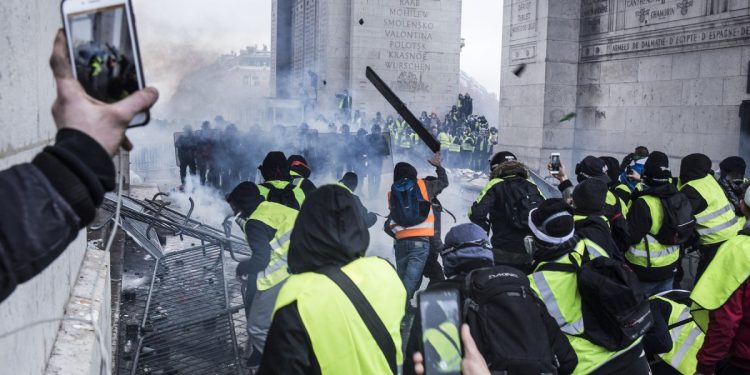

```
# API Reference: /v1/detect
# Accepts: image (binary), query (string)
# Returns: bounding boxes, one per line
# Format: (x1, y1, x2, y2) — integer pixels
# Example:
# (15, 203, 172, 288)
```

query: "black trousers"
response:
(179, 158, 196, 185)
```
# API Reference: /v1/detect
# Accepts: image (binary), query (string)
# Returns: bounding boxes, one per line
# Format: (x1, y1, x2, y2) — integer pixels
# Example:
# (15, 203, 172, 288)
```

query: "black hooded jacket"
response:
(259, 185, 374, 375)
(678, 154, 712, 215)
(574, 214, 621, 260)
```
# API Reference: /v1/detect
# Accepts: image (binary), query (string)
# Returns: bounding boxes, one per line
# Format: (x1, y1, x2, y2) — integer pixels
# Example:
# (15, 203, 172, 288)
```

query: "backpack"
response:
(262, 182, 300, 211)
(463, 266, 559, 374)
(498, 178, 545, 230)
(389, 178, 431, 227)
(655, 192, 695, 245)
(539, 254, 653, 351)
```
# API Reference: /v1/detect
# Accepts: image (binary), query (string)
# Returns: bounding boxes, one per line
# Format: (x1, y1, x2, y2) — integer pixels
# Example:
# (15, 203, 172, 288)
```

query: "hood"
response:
(226, 182, 264, 217)
(491, 160, 529, 179)
(599, 156, 620, 187)
(679, 153, 712, 183)
(394, 162, 418, 181)
(260, 151, 291, 181)
(287, 185, 370, 274)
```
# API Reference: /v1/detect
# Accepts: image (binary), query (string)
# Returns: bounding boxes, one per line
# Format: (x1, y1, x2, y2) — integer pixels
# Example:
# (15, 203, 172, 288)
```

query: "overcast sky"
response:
(133, 0, 503, 99)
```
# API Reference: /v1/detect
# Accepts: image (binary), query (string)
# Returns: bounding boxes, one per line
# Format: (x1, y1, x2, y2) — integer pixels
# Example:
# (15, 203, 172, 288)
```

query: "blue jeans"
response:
(394, 239, 429, 304)
(640, 278, 674, 298)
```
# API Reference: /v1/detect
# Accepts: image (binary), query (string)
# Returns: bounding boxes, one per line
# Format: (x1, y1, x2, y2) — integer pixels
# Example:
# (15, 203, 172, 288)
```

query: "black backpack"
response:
(463, 266, 559, 374)
(262, 182, 300, 211)
(389, 178, 431, 227)
(498, 178, 545, 230)
(539, 253, 653, 351)
(655, 192, 695, 245)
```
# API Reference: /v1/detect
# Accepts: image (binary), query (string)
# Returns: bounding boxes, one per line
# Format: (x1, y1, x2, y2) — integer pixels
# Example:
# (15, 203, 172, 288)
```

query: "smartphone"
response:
(61, 0, 149, 127)
(419, 286, 462, 375)
(550, 153, 561, 175)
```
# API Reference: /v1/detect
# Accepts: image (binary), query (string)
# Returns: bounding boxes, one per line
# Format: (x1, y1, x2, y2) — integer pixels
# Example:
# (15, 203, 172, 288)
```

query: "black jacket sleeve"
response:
(643, 299, 673, 357)
(0, 129, 114, 303)
(237, 219, 276, 277)
(353, 195, 377, 228)
(425, 165, 449, 199)
(680, 185, 708, 215)
(301, 178, 317, 195)
(469, 187, 494, 232)
(627, 198, 653, 245)
(558, 179, 574, 193)
(258, 302, 320, 375)
(540, 303, 578, 375)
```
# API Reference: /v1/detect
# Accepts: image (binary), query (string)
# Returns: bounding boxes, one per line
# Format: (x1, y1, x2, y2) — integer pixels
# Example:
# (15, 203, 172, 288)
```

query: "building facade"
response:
(272, 0, 463, 122)
(498, 0, 750, 171)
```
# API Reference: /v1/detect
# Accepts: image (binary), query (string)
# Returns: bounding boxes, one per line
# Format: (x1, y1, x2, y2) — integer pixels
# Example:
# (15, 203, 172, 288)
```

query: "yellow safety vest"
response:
(423, 321, 461, 373)
(461, 135, 475, 152)
(650, 293, 704, 375)
(469, 176, 544, 217)
(258, 180, 306, 209)
(237, 201, 299, 290)
(690, 232, 750, 332)
(625, 195, 681, 271)
(448, 136, 461, 153)
(605, 190, 629, 216)
(273, 257, 405, 375)
(438, 132, 452, 150)
(680, 175, 741, 245)
(529, 241, 641, 374)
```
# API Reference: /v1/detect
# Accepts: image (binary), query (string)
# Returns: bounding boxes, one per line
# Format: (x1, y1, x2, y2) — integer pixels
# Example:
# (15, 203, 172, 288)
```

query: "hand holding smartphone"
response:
(419, 286, 463, 375)
(549, 153, 561, 175)
(61, 0, 149, 127)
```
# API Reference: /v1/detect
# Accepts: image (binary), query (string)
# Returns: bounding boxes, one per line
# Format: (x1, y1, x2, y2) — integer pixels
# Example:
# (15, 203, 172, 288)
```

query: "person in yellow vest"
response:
(385, 154, 449, 307)
(258, 151, 306, 210)
(626, 152, 684, 296)
(258, 185, 406, 375)
(338, 172, 377, 228)
(691, 186, 750, 375)
(448, 131, 462, 168)
(459, 128, 475, 169)
(527, 199, 652, 374)
(550, 156, 631, 256)
(600, 156, 633, 215)
(288, 154, 316, 195)
(438, 127, 453, 166)
(642, 290, 704, 375)
(717, 156, 748, 216)
(678, 153, 743, 279)
(226, 182, 299, 369)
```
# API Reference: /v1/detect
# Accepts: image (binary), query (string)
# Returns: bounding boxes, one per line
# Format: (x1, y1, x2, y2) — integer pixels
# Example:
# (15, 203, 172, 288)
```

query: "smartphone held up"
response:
(549, 153, 561, 175)
(61, 0, 149, 126)
(419, 286, 463, 375)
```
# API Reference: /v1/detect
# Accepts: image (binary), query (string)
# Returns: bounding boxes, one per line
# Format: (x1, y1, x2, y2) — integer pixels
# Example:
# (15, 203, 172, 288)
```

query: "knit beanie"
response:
(575, 155, 610, 184)
(260, 151, 290, 181)
(642, 151, 671, 185)
(679, 153, 712, 183)
(719, 156, 746, 176)
(529, 198, 575, 245)
(489, 151, 517, 168)
(339, 172, 359, 192)
(571, 178, 608, 214)
(442, 223, 494, 277)
(394, 162, 418, 181)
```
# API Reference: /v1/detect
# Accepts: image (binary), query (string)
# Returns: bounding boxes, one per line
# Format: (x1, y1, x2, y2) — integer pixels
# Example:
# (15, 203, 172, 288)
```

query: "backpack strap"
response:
(319, 266, 397, 374)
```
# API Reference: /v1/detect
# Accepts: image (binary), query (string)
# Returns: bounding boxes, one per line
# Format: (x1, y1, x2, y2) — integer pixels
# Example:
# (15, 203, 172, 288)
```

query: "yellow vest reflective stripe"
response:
(273, 257, 405, 374)
(691, 233, 750, 331)
(334, 182, 352, 193)
(651, 295, 703, 374)
(438, 132, 452, 149)
(241, 201, 299, 291)
(468, 178, 504, 217)
(625, 196, 681, 269)
(423, 322, 462, 373)
(530, 242, 638, 374)
(258, 180, 306, 208)
(681, 175, 741, 244)
(605, 190, 629, 216)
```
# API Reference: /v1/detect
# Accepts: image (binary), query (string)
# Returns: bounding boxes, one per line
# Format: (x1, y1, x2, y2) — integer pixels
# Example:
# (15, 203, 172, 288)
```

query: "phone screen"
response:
(550, 154, 561, 172)
(419, 287, 462, 375)
(66, 4, 140, 104)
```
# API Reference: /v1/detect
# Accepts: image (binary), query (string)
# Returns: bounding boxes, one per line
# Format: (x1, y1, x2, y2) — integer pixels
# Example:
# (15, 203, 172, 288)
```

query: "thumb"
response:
(460, 324, 479, 356)
(112, 87, 159, 120)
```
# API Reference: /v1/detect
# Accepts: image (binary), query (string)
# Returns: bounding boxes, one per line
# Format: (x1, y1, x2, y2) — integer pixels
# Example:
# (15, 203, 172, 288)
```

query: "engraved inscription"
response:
(624, 0, 705, 28)
(510, 0, 538, 41)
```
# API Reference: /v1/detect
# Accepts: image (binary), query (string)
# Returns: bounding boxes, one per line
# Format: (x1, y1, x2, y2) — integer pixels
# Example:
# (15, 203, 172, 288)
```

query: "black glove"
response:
(236, 260, 252, 277)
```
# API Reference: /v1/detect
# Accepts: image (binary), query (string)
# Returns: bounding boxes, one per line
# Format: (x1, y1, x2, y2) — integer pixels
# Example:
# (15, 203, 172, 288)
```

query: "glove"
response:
(236, 260, 252, 277)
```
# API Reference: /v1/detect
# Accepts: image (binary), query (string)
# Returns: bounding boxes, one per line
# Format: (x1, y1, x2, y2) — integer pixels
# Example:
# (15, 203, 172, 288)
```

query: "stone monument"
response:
(272, 0, 463, 121)
(498, 0, 750, 171)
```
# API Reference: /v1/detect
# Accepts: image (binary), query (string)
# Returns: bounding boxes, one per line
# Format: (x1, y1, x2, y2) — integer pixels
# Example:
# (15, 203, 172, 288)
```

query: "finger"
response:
(121, 136, 133, 151)
(50, 29, 74, 80)
(413, 352, 425, 375)
(112, 87, 159, 120)
(461, 324, 480, 355)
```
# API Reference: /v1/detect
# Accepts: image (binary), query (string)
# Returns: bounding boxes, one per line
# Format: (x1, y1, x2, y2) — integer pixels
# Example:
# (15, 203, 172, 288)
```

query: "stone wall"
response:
(498, 0, 750, 171)
(0, 1, 111, 373)
(350, 0, 463, 119)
